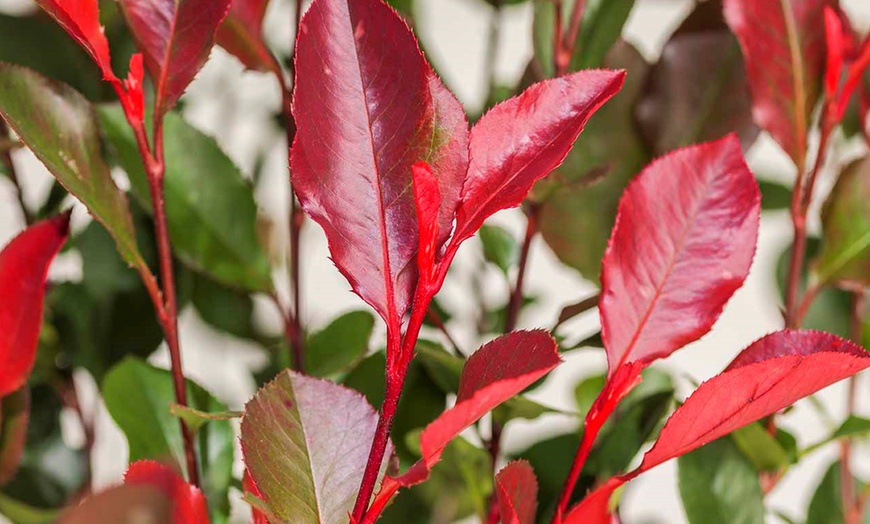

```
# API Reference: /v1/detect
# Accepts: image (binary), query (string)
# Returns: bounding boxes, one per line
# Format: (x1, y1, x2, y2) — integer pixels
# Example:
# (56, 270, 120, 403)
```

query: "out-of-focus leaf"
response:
(100, 106, 273, 292)
(677, 437, 764, 524)
(803, 416, 870, 455)
(190, 273, 257, 340)
(116, 0, 231, 116)
(241, 371, 388, 524)
(57, 485, 172, 524)
(723, 0, 832, 167)
(169, 404, 241, 435)
(731, 422, 791, 471)
(0, 213, 71, 398)
(495, 460, 538, 524)
(599, 136, 759, 372)
(493, 396, 558, 427)
(0, 66, 150, 284)
(0, 491, 58, 524)
(758, 179, 793, 211)
(0, 388, 29, 486)
(306, 311, 375, 378)
(216, 0, 280, 73)
(513, 433, 578, 521)
(123, 460, 209, 524)
(537, 41, 650, 283)
(343, 351, 446, 464)
(533, 0, 636, 76)
(102, 358, 234, 524)
(806, 461, 846, 524)
(479, 224, 518, 275)
(814, 157, 870, 286)
(637, 0, 758, 155)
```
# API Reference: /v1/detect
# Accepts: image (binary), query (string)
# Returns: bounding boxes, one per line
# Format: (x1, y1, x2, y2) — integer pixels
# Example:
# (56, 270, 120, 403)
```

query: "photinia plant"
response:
(0, 0, 867, 523)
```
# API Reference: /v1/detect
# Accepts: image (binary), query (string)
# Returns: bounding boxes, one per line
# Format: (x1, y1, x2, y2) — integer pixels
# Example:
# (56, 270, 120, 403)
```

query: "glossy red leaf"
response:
(362, 331, 560, 523)
(124, 460, 209, 524)
(412, 161, 441, 285)
(117, 0, 232, 116)
(290, 0, 466, 324)
(723, 0, 832, 167)
(495, 460, 538, 524)
(0, 213, 71, 399)
(564, 330, 870, 523)
(600, 135, 759, 374)
(216, 0, 280, 73)
(450, 70, 625, 247)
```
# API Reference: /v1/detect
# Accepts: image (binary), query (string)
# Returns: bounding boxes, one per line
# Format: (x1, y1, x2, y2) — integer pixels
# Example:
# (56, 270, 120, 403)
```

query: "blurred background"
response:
(1, 0, 869, 522)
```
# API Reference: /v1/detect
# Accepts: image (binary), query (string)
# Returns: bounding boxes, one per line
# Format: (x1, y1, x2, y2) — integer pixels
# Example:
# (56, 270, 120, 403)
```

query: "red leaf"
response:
(121, 54, 146, 123)
(290, 0, 466, 324)
(412, 162, 440, 285)
(825, 6, 846, 98)
(600, 135, 759, 374)
(363, 331, 560, 523)
(117, 0, 232, 116)
(562, 477, 622, 524)
(0, 213, 71, 398)
(563, 330, 870, 523)
(242, 470, 268, 524)
(216, 0, 280, 73)
(450, 70, 625, 247)
(31, 0, 115, 80)
(495, 460, 538, 524)
(724, 0, 832, 167)
(124, 460, 209, 524)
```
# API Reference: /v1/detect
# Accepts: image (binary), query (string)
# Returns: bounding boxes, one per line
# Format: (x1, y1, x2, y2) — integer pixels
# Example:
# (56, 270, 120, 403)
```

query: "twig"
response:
(840, 291, 866, 524)
(426, 308, 461, 354)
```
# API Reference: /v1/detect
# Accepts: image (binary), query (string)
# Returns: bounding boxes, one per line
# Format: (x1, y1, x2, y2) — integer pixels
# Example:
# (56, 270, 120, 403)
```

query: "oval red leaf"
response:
(600, 135, 760, 374)
(0, 213, 71, 398)
(495, 460, 538, 524)
(124, 460, 209, 524)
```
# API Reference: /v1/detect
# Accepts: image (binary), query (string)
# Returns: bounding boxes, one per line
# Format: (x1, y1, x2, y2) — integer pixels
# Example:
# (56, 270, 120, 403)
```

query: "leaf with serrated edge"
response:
(495, 460, 538, 524)
(600, 135, 759, 374)
(216, 0, 280, 73)
(241, 370, 390, 524)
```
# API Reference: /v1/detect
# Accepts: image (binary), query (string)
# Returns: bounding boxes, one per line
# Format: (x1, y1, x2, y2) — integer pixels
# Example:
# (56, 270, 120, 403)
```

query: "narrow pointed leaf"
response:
(363, 331, 560, 522)
(723, 0, 832, 166)
(814, 156, 870, 286)
(0, 388, 29, 485)
(124, 460, 209, 524)
(117, 0, 232, 116)
(452, 70, 625, 247)
(412, 161, 440, 284)
(642, 330, 869, 471)
(291, 0, 468, 323)
(0, 213, 70, 398)
(216, 0, 280, 73)
(241, 370, 389, 524)
(600, 135, 760, 373)
(30, 0, 115, 80)
(0, 65, 151, 286)
(495, 460, 538, 524)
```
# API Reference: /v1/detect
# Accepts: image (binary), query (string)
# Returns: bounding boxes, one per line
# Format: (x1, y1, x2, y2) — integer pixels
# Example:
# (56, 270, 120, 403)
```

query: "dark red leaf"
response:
(564, 330, 870, 523)
(450, 70, 625, 247)
(216, 0, 280, 73)
(117, 0, 232, 116)
(124, 460, 209, 524)
(600, 135, 759, 374)
(495, 460, 538, 524)
(362, 331, 560, 523)
(290, 0, 466, 324)
(412, 161, 440, 285)
(723, 0, 832, 167)
(0, 213, 71, 398)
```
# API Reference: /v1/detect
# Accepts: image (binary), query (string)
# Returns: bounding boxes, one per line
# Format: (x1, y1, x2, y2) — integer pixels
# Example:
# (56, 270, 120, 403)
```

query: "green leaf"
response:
(0, 491, 58, 524)
(99, 106, 273, 292)
(241, 371, 387, 524)
(513, 433, 578, 519)
(678, 436, 765, 524)
(191, 272, 258, 340)
(533, 0, 636, 77)
(803, 416, 870, 456)
(806, 461, 846, 524)
(479, 224, 518, 275)
(343, 351, 445, 464)
(305, 311, 375, 377)
(102, 358, 234, 524)
(814, 157, 870, 286)
(0, 388, 29, 486)
(537, 41, 651, 283)
(169, 404, 241, 434)
(731, 422, 791, 471)
(493, 395, 558, 426)
(0, 64, 151, 284)
(758, 179, 793, 211)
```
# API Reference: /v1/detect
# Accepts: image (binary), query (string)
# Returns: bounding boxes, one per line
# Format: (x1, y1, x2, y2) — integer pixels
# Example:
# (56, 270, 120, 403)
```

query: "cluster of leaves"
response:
(0, 0, 867, 523)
